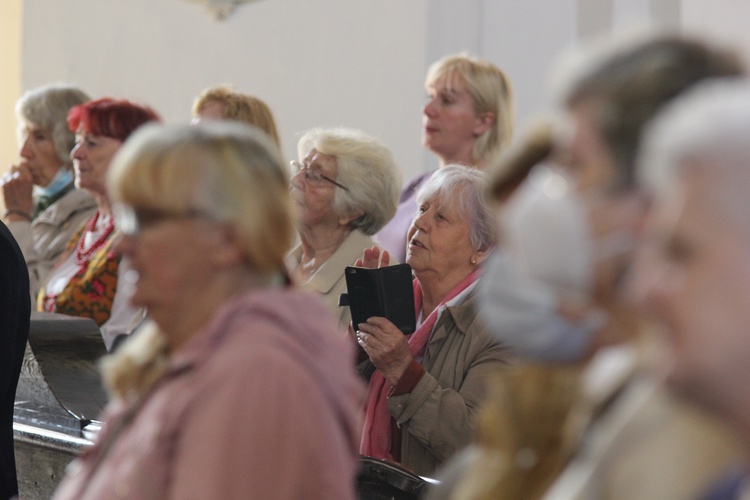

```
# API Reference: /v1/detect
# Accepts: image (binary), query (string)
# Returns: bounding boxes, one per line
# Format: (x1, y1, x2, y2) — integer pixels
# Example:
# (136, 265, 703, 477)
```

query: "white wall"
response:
(15, 0, 750, 182)
(21, 0, 430, 178)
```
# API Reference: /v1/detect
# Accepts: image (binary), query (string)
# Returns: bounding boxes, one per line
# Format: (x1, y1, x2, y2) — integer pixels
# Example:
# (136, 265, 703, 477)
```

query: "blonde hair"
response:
(192, 84, 282, 150)
(103, 121, 294, 400)
(452, 365, 581, 500)
(426, 53, 514, 166)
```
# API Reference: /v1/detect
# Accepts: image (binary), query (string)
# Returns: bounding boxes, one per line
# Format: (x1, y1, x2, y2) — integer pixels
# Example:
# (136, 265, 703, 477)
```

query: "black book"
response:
(343, 263, 416, 334)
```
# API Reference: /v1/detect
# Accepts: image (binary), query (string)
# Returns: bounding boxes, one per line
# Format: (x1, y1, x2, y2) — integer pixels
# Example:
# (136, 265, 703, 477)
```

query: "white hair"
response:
(639, 78, 750, 195)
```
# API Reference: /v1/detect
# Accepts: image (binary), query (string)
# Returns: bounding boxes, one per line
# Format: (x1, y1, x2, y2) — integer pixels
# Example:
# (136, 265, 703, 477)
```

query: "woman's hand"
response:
(355, 246, 390, 269)
(356, 316, 412, 386)
(2, 163, 34, 218)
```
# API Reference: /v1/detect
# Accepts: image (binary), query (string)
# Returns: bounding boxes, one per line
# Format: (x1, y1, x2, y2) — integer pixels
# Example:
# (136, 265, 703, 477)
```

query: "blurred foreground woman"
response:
(53, 122, 363, 500)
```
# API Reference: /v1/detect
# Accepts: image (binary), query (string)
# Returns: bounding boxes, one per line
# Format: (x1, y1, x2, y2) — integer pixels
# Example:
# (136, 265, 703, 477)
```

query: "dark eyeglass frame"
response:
(289, 160, 349, 191)
(114, 203, 214, 237)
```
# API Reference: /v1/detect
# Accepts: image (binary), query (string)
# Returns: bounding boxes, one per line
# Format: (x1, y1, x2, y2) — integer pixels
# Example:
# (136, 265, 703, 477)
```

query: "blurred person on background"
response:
(635, 79, 750, 500)
(37, 97, 160, 349)
(1, 83, 95, 306)
(191, 84, 282, 150)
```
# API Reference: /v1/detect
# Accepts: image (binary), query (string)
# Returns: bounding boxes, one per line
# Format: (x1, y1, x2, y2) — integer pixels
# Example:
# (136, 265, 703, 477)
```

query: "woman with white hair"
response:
(1, 83, 96, 305)
(53, 122, 363, 499)
(356, 164, 506, 477)
(287, 127, 401, 327)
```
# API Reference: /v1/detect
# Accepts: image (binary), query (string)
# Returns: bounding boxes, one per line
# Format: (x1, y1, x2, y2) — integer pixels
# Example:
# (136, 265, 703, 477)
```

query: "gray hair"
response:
(554, 32, 744, 190)
(417, 164, 496, 251)
(16, 83, 90, 167)
(639, 78, 750, 233)
(297, 127, 401, 235)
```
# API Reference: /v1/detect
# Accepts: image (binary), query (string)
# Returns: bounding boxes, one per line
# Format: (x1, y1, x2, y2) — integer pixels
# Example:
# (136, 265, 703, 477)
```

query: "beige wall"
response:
(0, 0, 21, 210)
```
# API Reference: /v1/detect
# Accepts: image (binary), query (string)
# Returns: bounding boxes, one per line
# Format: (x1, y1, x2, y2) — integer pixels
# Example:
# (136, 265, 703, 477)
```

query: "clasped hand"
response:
(2, 163, 34, 215)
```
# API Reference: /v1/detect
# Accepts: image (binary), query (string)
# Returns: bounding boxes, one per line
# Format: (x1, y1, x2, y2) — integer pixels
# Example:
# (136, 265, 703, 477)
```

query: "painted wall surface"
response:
(11, 0, 750, 183)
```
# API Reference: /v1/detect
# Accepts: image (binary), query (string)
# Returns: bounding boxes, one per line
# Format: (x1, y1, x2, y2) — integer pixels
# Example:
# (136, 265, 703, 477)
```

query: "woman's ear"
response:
(473, 111, 496, 137)
(339, 211, 365, 228)
(471, 246, 493, 266)
(210, 223, 245, 268)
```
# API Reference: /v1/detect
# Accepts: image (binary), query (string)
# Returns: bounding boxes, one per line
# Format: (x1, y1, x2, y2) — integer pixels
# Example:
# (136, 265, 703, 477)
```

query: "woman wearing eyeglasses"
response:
(286, 127, 401, 327)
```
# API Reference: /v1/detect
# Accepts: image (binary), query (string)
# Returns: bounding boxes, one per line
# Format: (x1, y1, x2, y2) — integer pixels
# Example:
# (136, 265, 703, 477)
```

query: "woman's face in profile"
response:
(406, 191, 477, 280)
(422, 73, 483, 161)
(289, 149, 342, 228)
(17, 122, 63, 187)
(70, 129, 123, 197)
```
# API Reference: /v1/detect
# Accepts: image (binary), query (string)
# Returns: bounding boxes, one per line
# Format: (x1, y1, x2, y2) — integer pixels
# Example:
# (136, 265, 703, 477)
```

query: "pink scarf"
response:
(359, 268, 483, 459)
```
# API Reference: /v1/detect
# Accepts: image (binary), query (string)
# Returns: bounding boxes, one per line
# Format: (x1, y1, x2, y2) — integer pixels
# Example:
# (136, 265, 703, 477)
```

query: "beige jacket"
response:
(543, 345, 741, 500)
(389, 290, 507, 477)
(287, 230, 387, 328)
(7, 187, 96, 308)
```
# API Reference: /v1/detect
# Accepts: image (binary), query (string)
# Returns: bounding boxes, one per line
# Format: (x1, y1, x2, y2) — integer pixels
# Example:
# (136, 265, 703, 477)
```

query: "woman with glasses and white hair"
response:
(53, 122, 363, 500)
(287, 127, 401, 327)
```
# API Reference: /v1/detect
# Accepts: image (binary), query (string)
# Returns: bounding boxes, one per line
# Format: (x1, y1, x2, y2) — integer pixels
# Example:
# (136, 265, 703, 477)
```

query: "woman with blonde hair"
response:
(53, 122, 362, 499)
(375, 53, 513, 262)
(191, 84, 281, 149)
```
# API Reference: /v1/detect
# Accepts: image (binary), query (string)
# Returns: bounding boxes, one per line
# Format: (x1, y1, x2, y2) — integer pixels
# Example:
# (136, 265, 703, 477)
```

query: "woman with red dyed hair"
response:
(38, 98, 160, 349)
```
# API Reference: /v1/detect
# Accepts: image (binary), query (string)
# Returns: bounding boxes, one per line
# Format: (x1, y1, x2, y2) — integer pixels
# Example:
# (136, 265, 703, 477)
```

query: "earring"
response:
(471, 257, 477, 265)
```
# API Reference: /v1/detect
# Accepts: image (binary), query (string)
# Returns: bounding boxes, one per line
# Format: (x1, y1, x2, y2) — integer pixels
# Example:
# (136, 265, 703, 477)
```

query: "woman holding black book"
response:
(355, 164, 506, 477)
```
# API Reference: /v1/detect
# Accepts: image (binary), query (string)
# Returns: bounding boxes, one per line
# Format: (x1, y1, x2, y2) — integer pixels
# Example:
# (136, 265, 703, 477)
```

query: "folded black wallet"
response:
(340, 263, 416, 334)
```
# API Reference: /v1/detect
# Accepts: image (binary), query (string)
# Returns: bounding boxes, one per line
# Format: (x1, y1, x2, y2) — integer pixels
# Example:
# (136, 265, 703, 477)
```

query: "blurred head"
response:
(557, 33, 744, 192)
(549, 33, 745, 305)
(423, 53, 514, 167)
(292, 127, 400, 236)
(636, 79, 750, 416)
(407, 164, 495, 285)
(15, 83, 90, 187)
(109, 122, 293, 340)
(191, 85, 281, 149)
(68, 98, 160, 197)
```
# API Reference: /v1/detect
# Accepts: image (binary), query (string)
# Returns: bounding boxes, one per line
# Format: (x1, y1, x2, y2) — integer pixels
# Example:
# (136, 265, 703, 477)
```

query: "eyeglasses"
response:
(114, 203, 213, 237)
(289, 160, 349, 191)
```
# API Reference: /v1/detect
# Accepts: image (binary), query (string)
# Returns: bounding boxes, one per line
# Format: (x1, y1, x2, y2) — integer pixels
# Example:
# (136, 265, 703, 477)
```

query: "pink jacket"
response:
(54, 288, 364, 500)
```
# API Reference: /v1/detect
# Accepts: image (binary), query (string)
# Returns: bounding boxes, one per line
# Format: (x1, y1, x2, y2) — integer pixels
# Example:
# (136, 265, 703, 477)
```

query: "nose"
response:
(423, 97, 438, 118)
(18, 135, 33, 159)
(289, 168, 307, 189)
(71, 141, 84, 161)
(412, 209, 430, 232)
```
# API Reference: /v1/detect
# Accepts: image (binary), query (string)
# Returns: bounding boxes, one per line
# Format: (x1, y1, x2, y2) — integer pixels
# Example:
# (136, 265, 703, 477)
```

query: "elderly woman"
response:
(52, 122, 362, 500)
(191, 84, 281, 149)
(287, 127, 401, 327)
(38, 98, 160, 349)
(375, 53, 514, 262)
(2, 83, 96, 305)
(357, 164, 506, 476)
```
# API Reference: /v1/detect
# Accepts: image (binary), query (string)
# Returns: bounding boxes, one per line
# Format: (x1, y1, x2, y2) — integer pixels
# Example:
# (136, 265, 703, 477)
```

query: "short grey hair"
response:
(554, 32, 744, 190)
(297, 127, 401, 235)
(639, 78, 750, 237)
(417, 164, 496, 251)
(16, 83, 90, 167)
